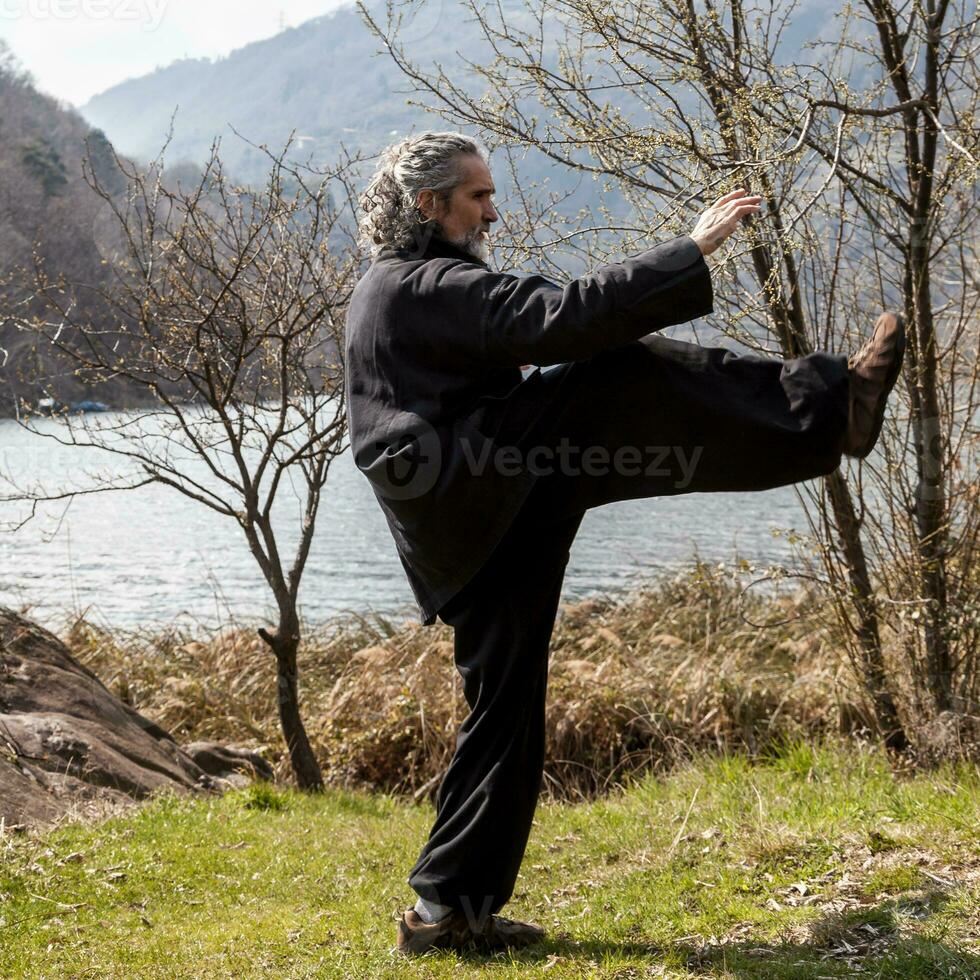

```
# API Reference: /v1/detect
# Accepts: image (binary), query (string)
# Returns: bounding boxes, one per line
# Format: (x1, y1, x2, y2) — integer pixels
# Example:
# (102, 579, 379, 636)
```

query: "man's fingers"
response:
(717, 203, 763, 238)
(715, 189, 762, 208)
(721, 203, 762, 227)
(715, 187, 750, 205)
(723, 196, 763, 213)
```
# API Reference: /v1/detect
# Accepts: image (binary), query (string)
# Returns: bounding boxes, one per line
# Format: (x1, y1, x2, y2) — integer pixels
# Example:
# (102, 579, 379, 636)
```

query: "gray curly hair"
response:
(357, 131, 489, 256)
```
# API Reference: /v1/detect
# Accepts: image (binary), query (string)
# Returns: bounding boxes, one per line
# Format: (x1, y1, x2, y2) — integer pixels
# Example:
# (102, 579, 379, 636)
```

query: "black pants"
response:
(407, 334, 849, 920)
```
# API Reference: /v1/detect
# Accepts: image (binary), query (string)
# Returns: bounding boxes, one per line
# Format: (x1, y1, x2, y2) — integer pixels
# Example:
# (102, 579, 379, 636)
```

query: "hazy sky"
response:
(0, 0, 352, 105)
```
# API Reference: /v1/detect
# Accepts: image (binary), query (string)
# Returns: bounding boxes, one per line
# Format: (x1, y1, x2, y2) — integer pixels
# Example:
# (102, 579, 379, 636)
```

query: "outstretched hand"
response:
(690, 188, 763, 257)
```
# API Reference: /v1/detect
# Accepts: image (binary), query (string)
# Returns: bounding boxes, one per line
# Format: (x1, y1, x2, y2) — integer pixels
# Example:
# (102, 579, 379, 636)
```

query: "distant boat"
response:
(34, 398, 110, 414)
(69, 400, 110, 413)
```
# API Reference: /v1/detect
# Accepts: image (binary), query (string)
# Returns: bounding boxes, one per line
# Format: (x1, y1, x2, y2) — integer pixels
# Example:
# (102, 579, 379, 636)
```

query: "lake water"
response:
(0, 415, 817, 635)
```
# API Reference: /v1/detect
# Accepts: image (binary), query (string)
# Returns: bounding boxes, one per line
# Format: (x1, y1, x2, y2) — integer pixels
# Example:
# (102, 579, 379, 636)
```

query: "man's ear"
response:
(417, 188, 436, 221)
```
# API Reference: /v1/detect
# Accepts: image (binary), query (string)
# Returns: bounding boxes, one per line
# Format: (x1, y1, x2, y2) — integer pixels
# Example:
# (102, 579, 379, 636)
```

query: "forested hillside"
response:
(0, 43, 130, 414)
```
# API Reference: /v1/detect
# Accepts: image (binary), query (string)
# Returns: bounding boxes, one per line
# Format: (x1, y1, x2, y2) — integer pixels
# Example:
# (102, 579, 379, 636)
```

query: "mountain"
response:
(81, 2, 524, 179)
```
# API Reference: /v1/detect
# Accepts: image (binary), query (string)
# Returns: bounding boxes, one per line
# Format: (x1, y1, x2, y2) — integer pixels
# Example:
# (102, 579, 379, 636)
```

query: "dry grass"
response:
(59, 560, 975, 802)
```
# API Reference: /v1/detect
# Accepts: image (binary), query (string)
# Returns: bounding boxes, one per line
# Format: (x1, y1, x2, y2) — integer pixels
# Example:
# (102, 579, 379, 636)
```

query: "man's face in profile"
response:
(423, 155, 499, 262)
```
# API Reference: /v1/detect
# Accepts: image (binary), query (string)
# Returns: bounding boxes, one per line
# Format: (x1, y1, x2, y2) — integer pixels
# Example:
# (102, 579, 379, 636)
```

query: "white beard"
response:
(451, 227, 491, 264)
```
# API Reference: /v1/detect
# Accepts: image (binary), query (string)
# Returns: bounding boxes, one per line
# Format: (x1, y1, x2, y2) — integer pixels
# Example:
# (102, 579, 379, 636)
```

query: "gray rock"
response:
(0, 608, 263, 832)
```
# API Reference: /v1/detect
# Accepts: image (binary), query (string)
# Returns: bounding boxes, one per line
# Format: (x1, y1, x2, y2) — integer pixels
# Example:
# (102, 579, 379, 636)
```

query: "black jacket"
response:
(344, 231, 713, 625)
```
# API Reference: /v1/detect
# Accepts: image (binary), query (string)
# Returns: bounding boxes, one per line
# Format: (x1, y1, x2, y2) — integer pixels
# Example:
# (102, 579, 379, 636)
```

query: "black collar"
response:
(381, 230, 488, 267)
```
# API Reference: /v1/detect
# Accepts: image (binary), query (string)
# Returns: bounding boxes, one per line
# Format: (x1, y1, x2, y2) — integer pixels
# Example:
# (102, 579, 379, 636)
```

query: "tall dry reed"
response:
(62, 560, 898, 801)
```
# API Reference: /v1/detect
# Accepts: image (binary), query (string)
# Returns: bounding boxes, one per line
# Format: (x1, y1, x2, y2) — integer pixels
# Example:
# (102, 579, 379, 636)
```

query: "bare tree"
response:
(3, 134, 365, 789)
(781, 0, 979, 719)
(358, 0, 978, 749)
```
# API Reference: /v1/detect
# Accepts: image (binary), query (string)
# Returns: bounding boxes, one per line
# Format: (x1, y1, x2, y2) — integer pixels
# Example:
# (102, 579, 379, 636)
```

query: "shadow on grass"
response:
(447, 891, 979, 978)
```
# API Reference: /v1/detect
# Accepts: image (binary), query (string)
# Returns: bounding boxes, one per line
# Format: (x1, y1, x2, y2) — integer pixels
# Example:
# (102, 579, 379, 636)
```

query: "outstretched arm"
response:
(478, 188, 762, 367)
(481, 235, 711, 367)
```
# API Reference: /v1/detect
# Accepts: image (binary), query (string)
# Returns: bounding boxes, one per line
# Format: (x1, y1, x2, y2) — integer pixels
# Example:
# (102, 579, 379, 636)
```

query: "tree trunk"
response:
(908, 252, 953, 712)
(825, 470, 908, 749)
(900, 0, 953, 713)
(258, 618, 325, 791)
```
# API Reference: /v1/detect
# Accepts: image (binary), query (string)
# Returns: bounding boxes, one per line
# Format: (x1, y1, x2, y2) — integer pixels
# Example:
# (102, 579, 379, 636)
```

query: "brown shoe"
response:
(468, 912, 547, 952)
(842, 312, 906, 459)
(395, 908, 469, 956)
(395, 907, 546, 955)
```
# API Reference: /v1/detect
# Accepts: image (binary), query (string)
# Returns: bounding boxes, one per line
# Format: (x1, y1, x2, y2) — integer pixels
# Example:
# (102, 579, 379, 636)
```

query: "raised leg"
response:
(499, 333, 850, 524)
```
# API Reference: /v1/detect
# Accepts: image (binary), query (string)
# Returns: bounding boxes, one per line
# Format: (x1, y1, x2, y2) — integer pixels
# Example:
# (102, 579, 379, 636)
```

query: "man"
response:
(344, 131, 904, 956)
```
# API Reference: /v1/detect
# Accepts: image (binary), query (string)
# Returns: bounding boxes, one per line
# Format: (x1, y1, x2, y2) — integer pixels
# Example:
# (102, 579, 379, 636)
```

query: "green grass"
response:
(1, 740, 977, 978)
